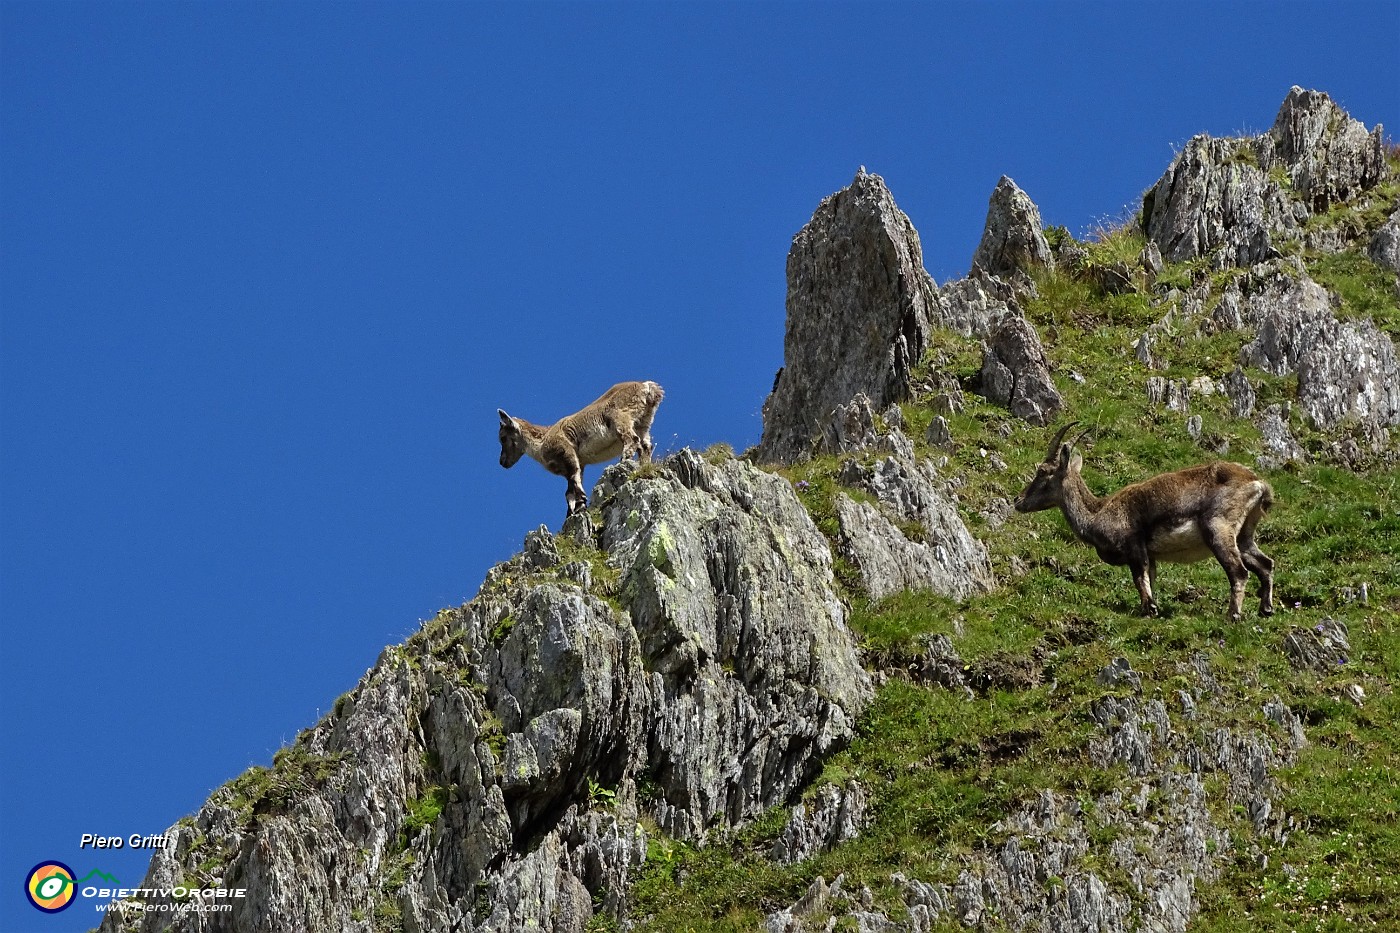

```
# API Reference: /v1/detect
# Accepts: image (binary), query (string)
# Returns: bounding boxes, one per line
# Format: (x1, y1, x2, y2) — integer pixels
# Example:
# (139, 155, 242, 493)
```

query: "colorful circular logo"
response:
(25, 862, 77, 913)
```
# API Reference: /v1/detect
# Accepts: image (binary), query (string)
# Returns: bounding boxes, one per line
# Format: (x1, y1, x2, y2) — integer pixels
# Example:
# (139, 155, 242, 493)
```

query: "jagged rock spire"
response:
(971, 176, 1053, 280)
(1259, 86, 1387, 211)
(756, 170, 939, 465)
(1142, 87, 1387, 266)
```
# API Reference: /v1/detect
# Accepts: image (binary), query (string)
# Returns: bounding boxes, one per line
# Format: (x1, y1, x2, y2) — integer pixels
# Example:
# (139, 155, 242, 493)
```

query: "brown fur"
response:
(1015, 423, 1275, 619)
(499, 381, 664, 518)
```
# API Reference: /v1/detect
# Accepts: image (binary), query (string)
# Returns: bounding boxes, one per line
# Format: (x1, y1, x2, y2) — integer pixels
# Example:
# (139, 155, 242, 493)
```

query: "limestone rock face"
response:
(971, 176, 1053, 280)
(98, 452, 871, 933)
(1370, 207, 1400, 275)
(817, 394, 915, 461)
(1142, 134, 1296, 265)
(597, 453, 873, 839)
(1222, 366, 1257, 418)
(1282, 618, 1352, 671)
(1143, 87, 1386, 266)
(1256, 403, 1306, 469)
(770, 782, 870, 865)
(757, 171, 939, 464)
(799, 391, 994, 603)
(935, 268, 1020, 339)
(1258, 86, 1387, 212)
(981, 312, 1064, 425)
(1240, 272, 1400, 443)
(831, 466, 994, 602)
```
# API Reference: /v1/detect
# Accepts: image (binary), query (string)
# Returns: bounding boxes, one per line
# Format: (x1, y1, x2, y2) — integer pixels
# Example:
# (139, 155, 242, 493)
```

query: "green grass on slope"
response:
(609, 230, 1400, 932)
(1307, 249, 1400, 342)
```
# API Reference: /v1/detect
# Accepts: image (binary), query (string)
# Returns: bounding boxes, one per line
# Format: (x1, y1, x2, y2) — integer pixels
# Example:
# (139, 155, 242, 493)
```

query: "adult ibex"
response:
(498, 381, 664, 518)
(1014, 422, 1275, 620)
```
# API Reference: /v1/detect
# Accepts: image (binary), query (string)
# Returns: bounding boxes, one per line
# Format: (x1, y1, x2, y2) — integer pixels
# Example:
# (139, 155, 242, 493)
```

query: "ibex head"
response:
(498, 410, 527, 468)
(1014, 421, 1087, 513)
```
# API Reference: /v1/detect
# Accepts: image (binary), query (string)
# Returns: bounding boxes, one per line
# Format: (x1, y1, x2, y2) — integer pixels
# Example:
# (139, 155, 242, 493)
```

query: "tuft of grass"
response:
(398, 785, 449, 848)
(218, 747, 346, 823)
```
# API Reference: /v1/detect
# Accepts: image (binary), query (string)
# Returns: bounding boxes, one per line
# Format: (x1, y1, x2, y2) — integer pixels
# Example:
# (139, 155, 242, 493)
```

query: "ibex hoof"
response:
(1260, 603, 1275, 616)
(1142, 603, 1160, 618)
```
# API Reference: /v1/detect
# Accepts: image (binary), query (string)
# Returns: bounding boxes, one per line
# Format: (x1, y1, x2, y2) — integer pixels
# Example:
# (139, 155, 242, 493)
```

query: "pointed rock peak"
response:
(1261, 86, 1387, 210)
(972, 175, 1052, 280)
(756, 174, 938, 465)
(1270, 87, 1359, 152)
(1142, 86, 1386, 266)
(823, 167, 905, 221)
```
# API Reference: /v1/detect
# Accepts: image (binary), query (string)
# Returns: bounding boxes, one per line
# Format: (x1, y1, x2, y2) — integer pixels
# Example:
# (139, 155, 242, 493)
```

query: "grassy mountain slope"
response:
(608, 166, 1400, 932)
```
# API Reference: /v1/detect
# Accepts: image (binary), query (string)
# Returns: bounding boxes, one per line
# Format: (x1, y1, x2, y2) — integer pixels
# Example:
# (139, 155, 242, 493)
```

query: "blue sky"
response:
(1, 1, 1395, 928)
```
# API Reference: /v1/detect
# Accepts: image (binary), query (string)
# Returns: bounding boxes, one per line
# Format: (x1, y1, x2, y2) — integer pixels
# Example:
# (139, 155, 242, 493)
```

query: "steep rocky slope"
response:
(98, 453, 873, 932)
(100, 88, 1397, 933)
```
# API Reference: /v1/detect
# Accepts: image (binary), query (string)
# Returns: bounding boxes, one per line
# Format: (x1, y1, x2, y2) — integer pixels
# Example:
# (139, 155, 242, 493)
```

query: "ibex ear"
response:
(1069, 449, 1084, 472)
(498, 409, 513, 428)
(1056, 443, 1075, 467)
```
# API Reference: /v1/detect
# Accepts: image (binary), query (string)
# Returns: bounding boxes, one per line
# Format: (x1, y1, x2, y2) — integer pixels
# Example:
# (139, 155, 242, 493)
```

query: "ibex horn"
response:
(1045, 421, 1079, 461)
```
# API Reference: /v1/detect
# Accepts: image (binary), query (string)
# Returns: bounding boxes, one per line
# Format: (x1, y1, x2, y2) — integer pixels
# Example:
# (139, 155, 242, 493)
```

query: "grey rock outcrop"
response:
(1282, 618, 1351, 671)
(1240, 271, 1400, 448)
(972, 176, 1053, 280)
(834, 454, 995, 601)
(926, 415, 954, 449)
(99, 451, 871, 933)
(981, 311, 1064, 425)
(1239, 272, 1339, 376)
(770, 782, 871, 864)
(1256, 404, 1306, 469)
(1142, 133, 1295, 266)
(1370, 208, 1400, 275)
(818, 393, 915, 461)
(1143, 87, 1386, 267)
(933, 271, 1018, 339)
(597, 453, 872, 838)
(1146, 376, 1191, 412)
(1222, 365, 1257, 418)
(1257, 86, 1387, 212)
(757, 171, 939, 464)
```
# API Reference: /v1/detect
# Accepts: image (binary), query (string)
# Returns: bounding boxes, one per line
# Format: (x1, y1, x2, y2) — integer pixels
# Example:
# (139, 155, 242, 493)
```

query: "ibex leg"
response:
(1131, 560, 1159, 616)
(1238, 509, 1275, 615)
(1205, 520, 1250, 620)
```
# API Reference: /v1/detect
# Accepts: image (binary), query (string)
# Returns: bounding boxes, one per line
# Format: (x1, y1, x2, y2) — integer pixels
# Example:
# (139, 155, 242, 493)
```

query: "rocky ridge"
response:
(102, 88, 1396, 933)
(99, 453, 873, 933)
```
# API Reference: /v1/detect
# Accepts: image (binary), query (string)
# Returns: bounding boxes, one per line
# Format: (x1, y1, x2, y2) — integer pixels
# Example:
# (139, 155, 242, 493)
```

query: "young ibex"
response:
(1015, 422, 1276, 620)
(498, 381, 664, 518)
